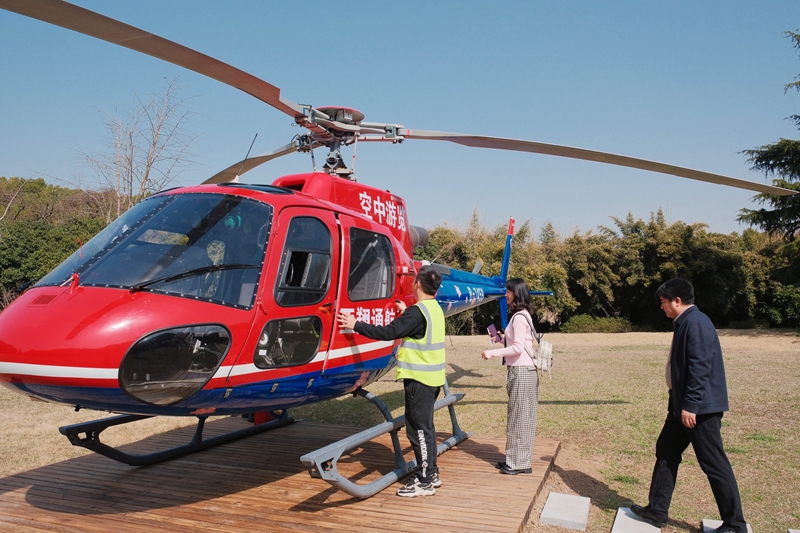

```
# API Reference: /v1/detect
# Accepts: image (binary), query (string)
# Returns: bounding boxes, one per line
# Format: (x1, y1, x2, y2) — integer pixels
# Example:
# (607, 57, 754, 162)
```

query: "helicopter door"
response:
(326, 215, 397, 374)
(245, 208, 338, 400)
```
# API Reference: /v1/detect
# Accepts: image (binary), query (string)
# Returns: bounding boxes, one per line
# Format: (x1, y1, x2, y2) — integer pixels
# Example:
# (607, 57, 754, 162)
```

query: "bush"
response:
(0, 217, 105, 309)
(727, 319, 771, 330)
(561, 314, 632, 333)
(763, 283, 800, 328)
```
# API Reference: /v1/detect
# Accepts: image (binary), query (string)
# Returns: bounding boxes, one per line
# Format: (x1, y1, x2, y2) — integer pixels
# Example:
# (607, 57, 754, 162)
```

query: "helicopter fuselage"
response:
(0, 173, 505, 416)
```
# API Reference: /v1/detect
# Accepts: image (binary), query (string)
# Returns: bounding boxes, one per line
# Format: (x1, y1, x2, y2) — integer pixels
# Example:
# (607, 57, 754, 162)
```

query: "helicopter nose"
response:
(119, 324, 231, 406)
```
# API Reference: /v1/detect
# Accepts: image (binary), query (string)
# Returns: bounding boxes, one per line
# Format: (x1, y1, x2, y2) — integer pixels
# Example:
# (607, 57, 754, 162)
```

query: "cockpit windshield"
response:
(36, 193, 273, 309)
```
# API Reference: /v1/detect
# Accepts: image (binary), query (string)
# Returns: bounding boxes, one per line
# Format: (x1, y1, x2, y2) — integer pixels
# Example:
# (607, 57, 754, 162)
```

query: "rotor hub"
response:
(316, 107, 365, 126)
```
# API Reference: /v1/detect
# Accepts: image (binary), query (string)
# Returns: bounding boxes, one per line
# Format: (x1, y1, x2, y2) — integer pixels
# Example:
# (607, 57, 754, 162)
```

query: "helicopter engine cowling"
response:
(409, 225, 429, 249)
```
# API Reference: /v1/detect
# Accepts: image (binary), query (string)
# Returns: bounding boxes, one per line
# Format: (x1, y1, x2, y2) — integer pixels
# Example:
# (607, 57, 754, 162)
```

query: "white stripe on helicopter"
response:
(219, 339, 395, 378)
(0, 362, 117, 379)
(0, 340, 396, 381)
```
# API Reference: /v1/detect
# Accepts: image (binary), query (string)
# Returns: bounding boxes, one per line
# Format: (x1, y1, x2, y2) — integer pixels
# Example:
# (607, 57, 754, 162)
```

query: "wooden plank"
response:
(0, 432, 556, 532)
(0, 420, 558, 533)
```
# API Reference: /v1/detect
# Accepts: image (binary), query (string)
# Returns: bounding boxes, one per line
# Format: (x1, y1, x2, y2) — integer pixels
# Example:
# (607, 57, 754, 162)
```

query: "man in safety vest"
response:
(337, 265, 446, 498)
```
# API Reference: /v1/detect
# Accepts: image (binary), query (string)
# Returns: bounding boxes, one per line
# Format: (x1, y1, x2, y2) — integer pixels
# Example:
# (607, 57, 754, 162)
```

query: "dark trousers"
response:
(648, 401, 746, 531)
(404, 379, 440, 483)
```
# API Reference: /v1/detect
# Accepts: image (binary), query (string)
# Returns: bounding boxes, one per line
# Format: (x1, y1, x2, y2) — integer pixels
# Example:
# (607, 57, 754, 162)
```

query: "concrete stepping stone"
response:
(702, 519, 753, 533)
(540, 492, 591, 530)
(612, 507, 662, 533)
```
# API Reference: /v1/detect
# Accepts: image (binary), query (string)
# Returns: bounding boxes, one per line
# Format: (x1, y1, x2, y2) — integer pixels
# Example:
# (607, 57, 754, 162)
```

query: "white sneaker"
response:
(417, 472, 442, 488)
(397, 476, 436, 497)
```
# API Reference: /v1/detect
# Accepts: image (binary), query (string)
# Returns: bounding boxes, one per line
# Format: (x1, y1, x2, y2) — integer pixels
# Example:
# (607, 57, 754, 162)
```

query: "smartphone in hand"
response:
(487, 324, 502, 344)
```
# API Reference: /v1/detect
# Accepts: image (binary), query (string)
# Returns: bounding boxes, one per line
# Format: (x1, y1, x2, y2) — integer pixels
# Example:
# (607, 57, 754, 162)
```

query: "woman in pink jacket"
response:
(482, 278, 539, 475)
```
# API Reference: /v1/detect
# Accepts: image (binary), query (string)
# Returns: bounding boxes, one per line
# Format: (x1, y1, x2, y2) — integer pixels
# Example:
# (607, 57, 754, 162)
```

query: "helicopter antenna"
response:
(235, 133, 259, 180)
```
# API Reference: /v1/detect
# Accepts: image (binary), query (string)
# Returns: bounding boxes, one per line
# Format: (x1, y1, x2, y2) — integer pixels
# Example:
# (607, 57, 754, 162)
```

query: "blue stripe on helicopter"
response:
(5, 353, 396, 417)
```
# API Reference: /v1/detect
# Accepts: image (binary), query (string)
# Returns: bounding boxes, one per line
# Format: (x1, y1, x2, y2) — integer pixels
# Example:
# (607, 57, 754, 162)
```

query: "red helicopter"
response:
(0, 0, 795, 499)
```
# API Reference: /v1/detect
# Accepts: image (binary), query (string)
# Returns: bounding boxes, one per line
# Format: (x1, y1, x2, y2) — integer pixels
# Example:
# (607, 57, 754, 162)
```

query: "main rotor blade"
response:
(401, 129, 797, 197)
(0, 0, 303, 119)
(203, 142, 300, 184)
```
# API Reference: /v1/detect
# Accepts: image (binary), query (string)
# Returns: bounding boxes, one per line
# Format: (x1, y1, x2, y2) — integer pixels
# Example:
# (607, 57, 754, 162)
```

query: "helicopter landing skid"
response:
(59, 411, 294, 466)
(300, 382, 472, 499)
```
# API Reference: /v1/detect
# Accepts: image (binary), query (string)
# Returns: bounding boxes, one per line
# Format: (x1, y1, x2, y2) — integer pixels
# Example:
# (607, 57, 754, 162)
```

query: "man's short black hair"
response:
(656, 278, 695, 304)
(416, 265, 442, 296)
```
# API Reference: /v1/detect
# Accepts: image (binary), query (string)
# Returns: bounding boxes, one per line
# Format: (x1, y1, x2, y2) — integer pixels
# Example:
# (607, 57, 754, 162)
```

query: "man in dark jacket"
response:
(630, 279, 747, 533)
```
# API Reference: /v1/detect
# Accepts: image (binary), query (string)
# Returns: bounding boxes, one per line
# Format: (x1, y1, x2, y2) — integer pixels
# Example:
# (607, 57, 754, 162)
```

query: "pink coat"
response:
(485, 310, 536, 366)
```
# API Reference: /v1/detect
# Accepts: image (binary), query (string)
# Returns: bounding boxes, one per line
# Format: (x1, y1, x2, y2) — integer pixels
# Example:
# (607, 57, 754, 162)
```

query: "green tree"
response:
(589, 211, 748, 329)
(535, 223, 578, 327)
(737, 229, 800, 327)
(0, 177, 95, 223)
(762, 281, 800, 326)
(738, 31, 800, 241)
(0, 178, 108, 309)
(736, 31, 800, 327)
(0, 217, 105, 307)
(560, 228, 618, 319)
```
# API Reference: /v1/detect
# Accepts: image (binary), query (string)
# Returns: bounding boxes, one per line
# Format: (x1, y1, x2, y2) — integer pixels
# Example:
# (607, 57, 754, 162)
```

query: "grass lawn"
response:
(1, 330, 798, 532)
(294, 331, 800, 533)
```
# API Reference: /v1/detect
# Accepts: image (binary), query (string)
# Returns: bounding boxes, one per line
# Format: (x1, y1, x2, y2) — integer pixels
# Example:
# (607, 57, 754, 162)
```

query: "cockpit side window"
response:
(274, 217, 332, 306)
(253, 316, 322, 368)
(347, 228, 394, 301)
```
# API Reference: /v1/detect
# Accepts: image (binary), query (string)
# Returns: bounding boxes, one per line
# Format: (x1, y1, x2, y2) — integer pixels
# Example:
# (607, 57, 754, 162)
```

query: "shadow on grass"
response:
(717, 328, 800, 338)
(447, 363, 489, 383)
(457, 399, 510, 406)
(455, 399, 630, 408)
(447, 363, 504, 389)
(295, 389, 406, 427)
(450, 382, 504, 390)
(541, 400, 630, 405)
(554, 465, 700, 532)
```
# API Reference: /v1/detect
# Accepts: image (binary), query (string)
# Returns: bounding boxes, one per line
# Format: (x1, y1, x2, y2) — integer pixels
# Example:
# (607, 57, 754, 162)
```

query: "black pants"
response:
(648, 401, 746, 531)
(404, 379, 440, 483)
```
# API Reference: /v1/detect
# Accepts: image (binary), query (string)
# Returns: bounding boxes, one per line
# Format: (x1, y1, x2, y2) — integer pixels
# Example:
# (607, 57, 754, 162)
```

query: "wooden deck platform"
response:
(0, 417, 560, 533)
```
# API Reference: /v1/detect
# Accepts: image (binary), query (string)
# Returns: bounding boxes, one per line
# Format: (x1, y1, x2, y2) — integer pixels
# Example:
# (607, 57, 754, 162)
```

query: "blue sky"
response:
(1, 1, 799, 237)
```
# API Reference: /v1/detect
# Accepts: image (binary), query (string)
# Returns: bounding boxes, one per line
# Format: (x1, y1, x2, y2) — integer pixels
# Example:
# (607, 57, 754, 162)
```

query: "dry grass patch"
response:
(0, 390, 195, 477)
(296, 331, 800, 533)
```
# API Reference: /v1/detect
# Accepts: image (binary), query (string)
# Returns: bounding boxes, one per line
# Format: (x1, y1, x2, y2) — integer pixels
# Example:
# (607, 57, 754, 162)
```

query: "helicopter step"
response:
(59, 410, 295, 466)
(300, 381, 472, 499)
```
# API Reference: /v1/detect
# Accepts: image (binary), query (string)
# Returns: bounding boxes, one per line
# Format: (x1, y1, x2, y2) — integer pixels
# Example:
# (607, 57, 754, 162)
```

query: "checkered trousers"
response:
(505, 365, 539, 470)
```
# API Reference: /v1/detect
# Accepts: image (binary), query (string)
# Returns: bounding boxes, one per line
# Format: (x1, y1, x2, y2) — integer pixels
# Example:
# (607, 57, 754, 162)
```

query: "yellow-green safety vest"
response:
(396, 298, 446, 387)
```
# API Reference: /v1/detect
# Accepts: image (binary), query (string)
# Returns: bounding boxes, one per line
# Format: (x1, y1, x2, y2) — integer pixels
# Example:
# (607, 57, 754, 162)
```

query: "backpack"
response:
(514, 312, 553, 379)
